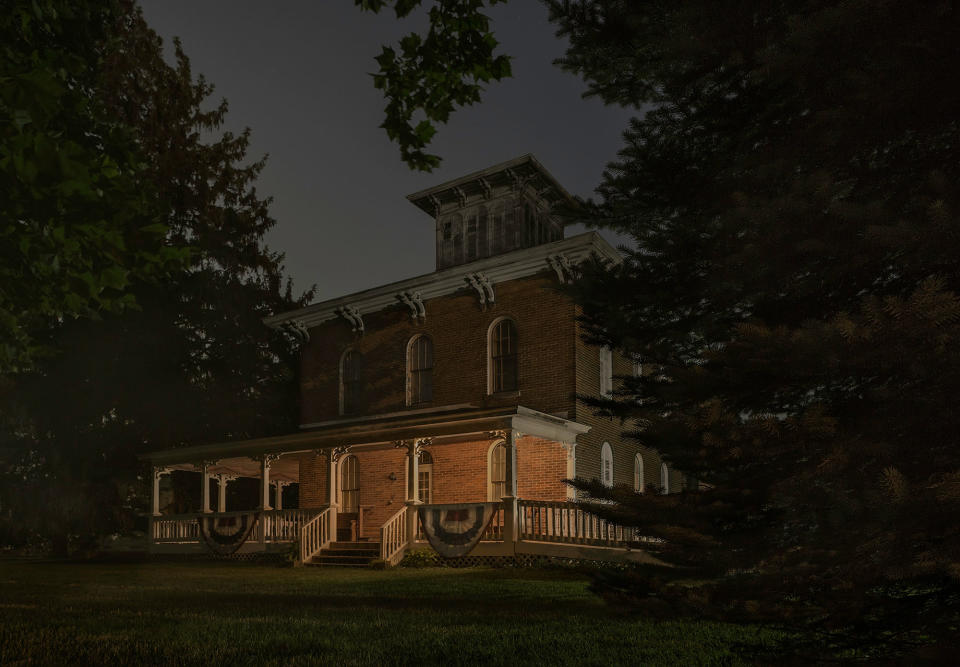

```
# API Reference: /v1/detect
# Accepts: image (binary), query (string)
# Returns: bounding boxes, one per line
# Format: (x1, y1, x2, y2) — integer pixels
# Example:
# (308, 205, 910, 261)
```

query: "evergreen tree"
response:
(541, 0, 960, 658)
(0, 2, 312, 554)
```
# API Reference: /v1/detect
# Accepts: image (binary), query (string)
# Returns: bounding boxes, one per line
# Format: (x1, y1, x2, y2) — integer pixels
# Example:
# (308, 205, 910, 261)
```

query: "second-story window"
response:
(407, 335, 434, 405)
(600, 345, 613, 398)
(490, 319, 518, 393)
(341, 349, 365, 415)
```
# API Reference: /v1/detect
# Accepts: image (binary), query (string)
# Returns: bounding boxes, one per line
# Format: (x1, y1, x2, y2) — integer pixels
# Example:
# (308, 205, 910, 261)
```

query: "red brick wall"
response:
(297, 435, 569, 540)
(299, 273, 577, 424)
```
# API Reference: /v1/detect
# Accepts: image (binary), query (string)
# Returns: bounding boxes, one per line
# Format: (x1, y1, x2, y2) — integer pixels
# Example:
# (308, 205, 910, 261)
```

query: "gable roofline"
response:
(406, 153, 577, 217)
(264, 231, 622, 331)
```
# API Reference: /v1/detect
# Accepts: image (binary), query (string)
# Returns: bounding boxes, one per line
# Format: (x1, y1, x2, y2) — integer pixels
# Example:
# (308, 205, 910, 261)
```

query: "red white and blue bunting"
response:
(418, 503, 498, 558)
(198, 513, 260, 555)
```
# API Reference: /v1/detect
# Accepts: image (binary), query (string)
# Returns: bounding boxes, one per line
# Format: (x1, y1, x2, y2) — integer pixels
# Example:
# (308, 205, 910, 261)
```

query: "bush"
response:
(399, 548, 442, 568)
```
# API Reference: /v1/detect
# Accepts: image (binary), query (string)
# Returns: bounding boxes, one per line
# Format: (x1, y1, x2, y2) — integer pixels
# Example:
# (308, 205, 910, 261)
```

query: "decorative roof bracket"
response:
(546, 254, 578, 284)
(396, 290, 426, 321)
(335, 306, 364, 335)
(452, 186, 467, 208)
(465, 272, 495, 309)
(282, 319, 310, 343)
(478, 176, 493, 200)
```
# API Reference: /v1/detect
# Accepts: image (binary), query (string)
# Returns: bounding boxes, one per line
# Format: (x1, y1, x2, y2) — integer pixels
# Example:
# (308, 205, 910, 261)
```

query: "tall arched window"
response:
(407, 335, 434, 405)
(340, 350, 365, 415)
(634, 454, 645, 493)
(601, 442, 614, 487)
(418, 450, 433, 503)
(488, 441, 506, 500)
(599, 345, 613, 397)
(340, 455, 359, 513)
(660, 462, 670, 495)
(489, 319, 518, 393)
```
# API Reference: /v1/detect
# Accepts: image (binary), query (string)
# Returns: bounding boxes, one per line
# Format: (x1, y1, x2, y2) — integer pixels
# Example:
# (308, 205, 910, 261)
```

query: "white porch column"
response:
(151, 467, 171, 517)
(199, 460, 216, 513)
(502, 430, 519, 545)
(258, 454, 279, 511)
(562, 442, 577, 501)
(215, 474, 235, 512)
(273, 480, 288, 511)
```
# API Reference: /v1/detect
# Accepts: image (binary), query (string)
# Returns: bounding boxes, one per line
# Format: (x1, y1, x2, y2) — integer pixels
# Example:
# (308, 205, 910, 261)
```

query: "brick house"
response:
(144, 155, 676, 564)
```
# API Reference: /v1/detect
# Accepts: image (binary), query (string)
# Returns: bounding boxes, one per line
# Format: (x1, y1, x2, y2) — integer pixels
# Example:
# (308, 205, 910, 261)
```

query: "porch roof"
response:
(139, 404, 590, 467)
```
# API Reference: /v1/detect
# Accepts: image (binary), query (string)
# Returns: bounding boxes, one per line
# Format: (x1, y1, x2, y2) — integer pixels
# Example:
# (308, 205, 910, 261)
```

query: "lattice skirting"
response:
(149, 552, 287, 565)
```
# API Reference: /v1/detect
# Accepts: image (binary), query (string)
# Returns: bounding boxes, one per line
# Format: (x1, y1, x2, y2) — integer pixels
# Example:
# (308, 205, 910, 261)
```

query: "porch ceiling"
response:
(165, 454, 300, 482)
(141, 404, 590, 466)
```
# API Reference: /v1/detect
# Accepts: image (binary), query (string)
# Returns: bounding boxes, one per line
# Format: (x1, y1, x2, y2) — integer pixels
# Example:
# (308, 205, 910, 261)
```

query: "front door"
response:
(338, 455, 359, 541)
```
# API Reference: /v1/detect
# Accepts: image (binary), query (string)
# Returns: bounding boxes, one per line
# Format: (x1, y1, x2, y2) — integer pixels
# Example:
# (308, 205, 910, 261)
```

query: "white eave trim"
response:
(264, 231, 622, 330)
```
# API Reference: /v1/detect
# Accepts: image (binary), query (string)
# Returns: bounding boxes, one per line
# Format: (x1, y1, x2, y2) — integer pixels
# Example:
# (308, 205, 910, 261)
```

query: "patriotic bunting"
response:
(198, 512, 260, 555)
(418, 503, 498, 558)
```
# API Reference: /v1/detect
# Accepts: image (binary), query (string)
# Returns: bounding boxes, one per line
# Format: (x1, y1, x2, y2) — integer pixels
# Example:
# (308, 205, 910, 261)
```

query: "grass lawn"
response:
(0, 561, 780, 665)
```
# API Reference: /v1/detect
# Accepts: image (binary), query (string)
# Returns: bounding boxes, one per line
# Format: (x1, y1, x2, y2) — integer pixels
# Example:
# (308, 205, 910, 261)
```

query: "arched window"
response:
(418, 450, 433, 503)
(599, 345, 613, 398)
(489, 319, 518, 393)
(660, 462, 670, 495)
(488, 441, 506, 500)
(407, 335, 434, 405)
(601, 442, 614, 487)
(634, 454, 644, 493)
(340, 350, 365, 415)
(340, 455, 359, 512)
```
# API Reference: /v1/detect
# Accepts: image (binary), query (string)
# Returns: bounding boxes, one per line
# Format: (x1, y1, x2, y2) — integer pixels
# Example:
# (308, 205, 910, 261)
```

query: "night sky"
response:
(138, 1, 635, 303)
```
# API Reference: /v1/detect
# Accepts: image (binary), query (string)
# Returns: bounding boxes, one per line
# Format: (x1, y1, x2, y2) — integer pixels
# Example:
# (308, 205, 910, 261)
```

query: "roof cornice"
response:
(264, 231, 622, 331)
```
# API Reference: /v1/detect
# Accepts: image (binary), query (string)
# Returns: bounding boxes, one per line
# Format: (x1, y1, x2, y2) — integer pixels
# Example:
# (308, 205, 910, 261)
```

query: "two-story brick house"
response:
(144, 155, 677, 563)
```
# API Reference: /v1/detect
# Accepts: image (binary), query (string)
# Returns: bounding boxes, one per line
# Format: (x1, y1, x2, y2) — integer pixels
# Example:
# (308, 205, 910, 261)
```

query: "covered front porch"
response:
(142, 405, 658, 565)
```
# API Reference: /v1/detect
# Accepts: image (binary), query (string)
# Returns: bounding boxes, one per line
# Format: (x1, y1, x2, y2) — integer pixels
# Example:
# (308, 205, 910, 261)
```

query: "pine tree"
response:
(540, 0, 960, 658)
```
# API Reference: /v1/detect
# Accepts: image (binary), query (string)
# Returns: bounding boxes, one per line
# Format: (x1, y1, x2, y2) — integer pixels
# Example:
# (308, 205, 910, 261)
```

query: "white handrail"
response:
(516, 500, 629, 547)
(299, 508, 333, 564)
(379, 506, 409, 565)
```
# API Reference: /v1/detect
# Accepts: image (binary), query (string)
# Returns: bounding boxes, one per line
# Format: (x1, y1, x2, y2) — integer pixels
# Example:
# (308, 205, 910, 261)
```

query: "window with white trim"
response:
(599, 346, 613, 398)
(407, 335, 434, 405)
(634, 454, 644, 493)
(340, 349, 364, 415)
(488, 441, 506, 500)
(489, 319, 518, 393)
(601, 442, 614, 488)
(660, 462, 670, 494)
(340, 455, 359, 512)
(418, 450, 433, 503)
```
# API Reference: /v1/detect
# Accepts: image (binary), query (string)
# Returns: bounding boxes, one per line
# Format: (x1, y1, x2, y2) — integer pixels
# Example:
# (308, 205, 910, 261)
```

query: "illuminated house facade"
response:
(145, 155, 676, 565)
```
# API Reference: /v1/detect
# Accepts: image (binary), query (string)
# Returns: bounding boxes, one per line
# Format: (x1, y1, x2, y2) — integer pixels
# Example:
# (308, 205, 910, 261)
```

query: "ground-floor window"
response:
(489, 441, 506, 500)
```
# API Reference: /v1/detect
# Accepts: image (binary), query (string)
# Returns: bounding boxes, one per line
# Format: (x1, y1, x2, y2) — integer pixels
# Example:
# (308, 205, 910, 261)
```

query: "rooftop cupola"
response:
(406, 154, 577, 271)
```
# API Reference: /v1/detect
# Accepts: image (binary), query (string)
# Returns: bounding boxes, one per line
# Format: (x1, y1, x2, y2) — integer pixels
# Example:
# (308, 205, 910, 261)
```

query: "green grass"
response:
(0, 562, 780, 665)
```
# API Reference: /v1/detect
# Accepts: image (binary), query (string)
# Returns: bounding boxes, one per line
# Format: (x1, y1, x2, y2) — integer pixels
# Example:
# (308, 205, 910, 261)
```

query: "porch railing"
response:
(299, 507, 333, 564)
(379, 506, 409, 566)
(151, 508, 323, 544)
(413, 502, 505, 542)
(517, 500, 629, 547)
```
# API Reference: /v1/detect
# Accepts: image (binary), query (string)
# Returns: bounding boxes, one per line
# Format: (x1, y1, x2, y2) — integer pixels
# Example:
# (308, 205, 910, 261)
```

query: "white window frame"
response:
(634, 453, 644, 493)
(339, 348, 362, 416)
(487, 439, 507, 500)
(406, 334, 434, 406)
(601, 442, 614, 488)
(339, 454, 359, 512)
(660, 462, 670, 495)
(487, 317, 518, 394)
(599, 346, 613, 398)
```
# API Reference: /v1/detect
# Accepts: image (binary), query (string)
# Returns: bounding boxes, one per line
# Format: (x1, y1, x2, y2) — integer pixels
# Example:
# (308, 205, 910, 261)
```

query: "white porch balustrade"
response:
(151, 508, 323, 544)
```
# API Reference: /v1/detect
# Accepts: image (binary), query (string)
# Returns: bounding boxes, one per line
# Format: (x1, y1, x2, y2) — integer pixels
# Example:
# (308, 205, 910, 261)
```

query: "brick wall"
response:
(299, 273, 577, 424)
(298, 435, 569, 540)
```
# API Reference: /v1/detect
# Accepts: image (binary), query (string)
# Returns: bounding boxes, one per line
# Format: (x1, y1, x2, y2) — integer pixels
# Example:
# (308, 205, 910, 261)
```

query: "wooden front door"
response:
(338, 455, 359, 541)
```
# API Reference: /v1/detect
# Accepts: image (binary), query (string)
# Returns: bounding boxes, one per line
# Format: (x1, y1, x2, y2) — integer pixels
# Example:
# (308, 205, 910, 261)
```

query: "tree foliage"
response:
(542, 0, 960, 658)
(0, 0, 187, 372)
(0, 1, 312, 555)
(356, 0, 512, 171)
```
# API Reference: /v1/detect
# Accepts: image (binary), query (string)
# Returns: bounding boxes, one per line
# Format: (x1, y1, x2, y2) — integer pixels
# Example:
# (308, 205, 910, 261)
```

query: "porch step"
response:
(307, 541, 381, 567)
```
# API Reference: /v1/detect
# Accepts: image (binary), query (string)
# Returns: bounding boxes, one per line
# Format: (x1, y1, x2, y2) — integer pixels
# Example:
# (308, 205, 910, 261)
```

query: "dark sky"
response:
(138, 1, 636, 302)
